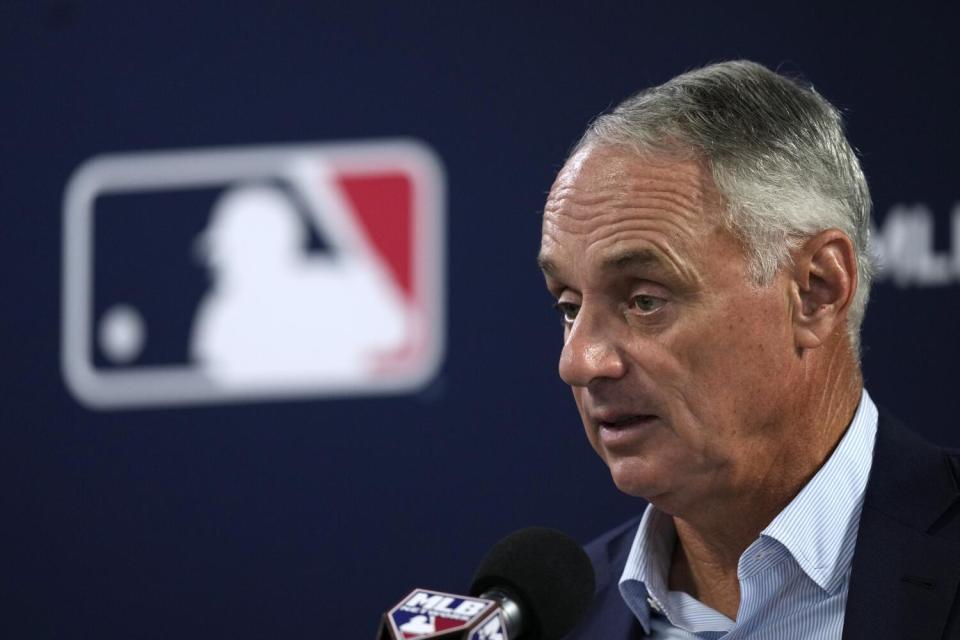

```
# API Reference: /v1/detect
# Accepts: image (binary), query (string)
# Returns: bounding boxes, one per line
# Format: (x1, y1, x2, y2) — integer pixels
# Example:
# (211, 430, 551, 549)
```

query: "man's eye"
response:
(630, 294, 665, 313)
(553, 301, 580, 324)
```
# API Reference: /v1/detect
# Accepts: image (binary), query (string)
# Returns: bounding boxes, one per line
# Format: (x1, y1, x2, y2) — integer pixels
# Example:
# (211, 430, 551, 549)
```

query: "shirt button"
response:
(646, 597, 663, 614)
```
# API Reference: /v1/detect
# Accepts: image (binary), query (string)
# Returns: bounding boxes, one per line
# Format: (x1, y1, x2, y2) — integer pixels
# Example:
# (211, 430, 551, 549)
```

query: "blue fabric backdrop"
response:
(3, 2, 959, 637)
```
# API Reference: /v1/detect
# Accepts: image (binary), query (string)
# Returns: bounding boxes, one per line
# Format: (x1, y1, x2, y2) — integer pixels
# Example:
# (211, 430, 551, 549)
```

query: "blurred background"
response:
(3, 2, 959, 637)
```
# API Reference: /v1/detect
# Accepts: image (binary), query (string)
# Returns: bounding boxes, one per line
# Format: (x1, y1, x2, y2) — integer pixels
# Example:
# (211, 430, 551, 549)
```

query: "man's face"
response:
(539, 144, 803, 515)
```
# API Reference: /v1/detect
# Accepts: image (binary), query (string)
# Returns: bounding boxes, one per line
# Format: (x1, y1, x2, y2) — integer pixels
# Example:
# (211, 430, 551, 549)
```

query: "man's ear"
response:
(791, 230, 858, 350)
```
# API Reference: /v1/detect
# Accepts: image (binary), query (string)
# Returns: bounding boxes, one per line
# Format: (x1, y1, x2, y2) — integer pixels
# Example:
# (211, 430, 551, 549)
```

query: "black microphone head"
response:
(469, 527, 595, 640)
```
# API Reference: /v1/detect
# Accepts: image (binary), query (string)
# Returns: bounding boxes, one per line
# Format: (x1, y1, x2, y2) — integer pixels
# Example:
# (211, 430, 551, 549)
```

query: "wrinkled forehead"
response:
(546, 144, 721, 216)
(542, 144, 725, 236)
(539, 144, 738, 287)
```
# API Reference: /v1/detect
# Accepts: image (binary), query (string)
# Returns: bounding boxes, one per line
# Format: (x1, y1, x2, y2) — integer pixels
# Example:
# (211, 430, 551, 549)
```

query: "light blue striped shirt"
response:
(619, 389, 879, 639)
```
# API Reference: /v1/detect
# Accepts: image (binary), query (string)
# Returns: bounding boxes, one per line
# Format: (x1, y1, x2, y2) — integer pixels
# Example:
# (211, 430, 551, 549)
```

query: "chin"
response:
(607, 458, 664, 500)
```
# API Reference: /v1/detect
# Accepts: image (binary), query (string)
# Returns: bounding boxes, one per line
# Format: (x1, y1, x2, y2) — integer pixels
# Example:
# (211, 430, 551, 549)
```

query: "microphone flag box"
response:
(61, 140, 445, 409)
(377, 589, 509, 640)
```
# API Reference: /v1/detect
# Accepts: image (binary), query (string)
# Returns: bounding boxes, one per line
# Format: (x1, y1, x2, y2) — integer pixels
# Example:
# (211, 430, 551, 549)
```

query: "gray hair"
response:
(574, 60, 873, 355)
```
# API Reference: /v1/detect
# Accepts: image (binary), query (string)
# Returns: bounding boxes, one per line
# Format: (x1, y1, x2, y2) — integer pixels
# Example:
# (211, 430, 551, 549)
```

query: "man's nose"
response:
(558, 310, 626, 387)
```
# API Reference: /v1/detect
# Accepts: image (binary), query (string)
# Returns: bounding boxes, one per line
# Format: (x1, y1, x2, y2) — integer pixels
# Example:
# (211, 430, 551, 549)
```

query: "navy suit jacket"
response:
(563, 413, 960, 639)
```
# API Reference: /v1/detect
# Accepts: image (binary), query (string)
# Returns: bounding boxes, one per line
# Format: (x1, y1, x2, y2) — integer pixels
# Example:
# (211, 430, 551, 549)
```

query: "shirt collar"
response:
(760, 388, 878, 593)
(617, 504, 671, 634)
(617, 388, 879, 629)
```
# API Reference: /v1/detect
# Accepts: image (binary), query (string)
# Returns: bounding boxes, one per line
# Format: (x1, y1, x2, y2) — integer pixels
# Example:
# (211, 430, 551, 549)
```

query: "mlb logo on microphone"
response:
(61, 140, 445, 408)
(467, 611, 508, 640)
(386, 590, 496, 639)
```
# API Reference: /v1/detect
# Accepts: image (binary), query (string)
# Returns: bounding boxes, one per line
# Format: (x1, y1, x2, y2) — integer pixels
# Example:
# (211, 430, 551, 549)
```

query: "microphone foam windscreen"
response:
(469, 527, 595, 640)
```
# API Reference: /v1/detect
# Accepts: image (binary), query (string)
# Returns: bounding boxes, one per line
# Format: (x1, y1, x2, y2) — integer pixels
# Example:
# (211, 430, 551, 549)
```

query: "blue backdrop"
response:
(3, 2, 959, 637)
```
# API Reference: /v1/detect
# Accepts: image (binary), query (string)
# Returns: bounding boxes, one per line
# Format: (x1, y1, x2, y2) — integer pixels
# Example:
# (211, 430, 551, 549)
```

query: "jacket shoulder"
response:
(931, 448, 960, 539)
(870, 410, 960, 540)
(563, 515, 646, 640)
(582, 514, 644, 593)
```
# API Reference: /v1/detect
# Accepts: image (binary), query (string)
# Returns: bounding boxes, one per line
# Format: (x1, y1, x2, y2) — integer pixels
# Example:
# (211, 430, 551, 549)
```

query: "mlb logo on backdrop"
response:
(61, 141, 445, 409)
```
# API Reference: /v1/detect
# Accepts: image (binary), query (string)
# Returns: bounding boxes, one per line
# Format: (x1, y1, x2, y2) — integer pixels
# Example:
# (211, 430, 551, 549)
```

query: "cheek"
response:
(671, 295, 795, 434)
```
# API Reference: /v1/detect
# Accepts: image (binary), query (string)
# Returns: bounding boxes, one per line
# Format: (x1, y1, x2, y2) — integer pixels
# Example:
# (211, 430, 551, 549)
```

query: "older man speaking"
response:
(539, 61, 960, 639)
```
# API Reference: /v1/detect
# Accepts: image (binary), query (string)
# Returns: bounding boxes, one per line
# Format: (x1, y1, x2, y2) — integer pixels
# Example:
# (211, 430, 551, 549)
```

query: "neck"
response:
(667, 347, 863, 619)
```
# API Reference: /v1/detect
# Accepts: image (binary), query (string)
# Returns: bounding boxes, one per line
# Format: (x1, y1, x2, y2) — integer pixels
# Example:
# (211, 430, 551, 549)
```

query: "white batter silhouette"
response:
(190, 163, 407, 389)
(399, 614, 436, 634)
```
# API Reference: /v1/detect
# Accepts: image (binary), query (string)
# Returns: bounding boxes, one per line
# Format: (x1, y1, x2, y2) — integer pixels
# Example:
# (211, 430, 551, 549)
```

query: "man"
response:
(539, 61, 960, 639)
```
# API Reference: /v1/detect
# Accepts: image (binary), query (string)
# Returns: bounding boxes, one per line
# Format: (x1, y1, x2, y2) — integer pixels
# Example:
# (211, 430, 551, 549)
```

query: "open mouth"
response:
(599, 414, 657, 430)
(596, 414, 658, 447)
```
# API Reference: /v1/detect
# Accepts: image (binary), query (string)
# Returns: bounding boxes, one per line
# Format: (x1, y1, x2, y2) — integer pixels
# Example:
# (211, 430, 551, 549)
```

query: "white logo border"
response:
(61, 139, 446, 409)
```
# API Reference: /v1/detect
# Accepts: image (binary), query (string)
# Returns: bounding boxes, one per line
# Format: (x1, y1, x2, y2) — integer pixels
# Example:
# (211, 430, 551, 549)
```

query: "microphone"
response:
(376, 527, 595, 640)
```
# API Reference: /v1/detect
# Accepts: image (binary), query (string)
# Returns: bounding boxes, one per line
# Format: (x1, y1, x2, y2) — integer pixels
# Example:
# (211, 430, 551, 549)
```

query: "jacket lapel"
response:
(842, 412, 960, 640)
(568, 516, 647, 639)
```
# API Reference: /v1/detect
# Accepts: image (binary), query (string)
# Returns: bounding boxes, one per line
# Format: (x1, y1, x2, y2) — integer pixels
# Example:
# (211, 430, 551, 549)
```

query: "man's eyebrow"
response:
(601, 248, 664, 272)
(538, 247, 696, 283)
(604, 247, 699, 283)
(537, 249, 674, 275)
(602, 248, 702, 284)
(537, 254, 559, 277)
